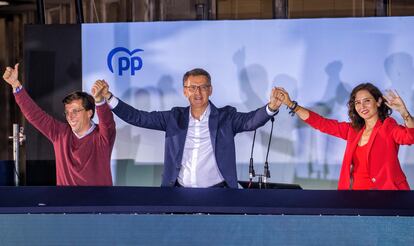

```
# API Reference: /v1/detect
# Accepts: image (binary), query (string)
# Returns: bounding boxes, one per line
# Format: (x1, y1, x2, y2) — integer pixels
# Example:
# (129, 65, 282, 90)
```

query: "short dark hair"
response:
(182, 68, 211, 86)
(62, 91, 95, 118)
(347, 83, 391, 130)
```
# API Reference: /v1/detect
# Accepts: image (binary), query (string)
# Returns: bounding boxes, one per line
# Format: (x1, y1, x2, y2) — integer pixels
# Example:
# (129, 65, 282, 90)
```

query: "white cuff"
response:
(107, 96, 119, 109)
(266, 105, 279, 116)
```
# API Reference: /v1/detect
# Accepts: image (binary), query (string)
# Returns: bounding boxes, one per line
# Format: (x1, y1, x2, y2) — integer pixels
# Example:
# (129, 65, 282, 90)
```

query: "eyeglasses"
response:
(184, 84, 211, 93)
(63, 108, 85, 117)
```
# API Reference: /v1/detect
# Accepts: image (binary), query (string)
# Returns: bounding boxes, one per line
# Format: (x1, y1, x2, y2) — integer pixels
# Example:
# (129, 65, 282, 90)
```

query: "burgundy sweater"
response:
(15, 88, 115, 186)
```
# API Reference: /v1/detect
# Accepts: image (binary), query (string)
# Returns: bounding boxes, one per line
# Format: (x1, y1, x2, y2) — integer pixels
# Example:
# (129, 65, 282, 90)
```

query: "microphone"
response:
(263, 117, 274, 186)
(249, 130, 257, 184)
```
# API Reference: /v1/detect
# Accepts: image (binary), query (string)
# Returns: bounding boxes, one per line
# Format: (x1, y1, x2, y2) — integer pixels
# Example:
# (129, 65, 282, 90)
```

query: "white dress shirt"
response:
(178, 104, 224, 187)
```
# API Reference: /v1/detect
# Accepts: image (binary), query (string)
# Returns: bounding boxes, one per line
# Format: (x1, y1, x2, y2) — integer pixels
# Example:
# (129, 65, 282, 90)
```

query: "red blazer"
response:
(305, 111, 414, 190)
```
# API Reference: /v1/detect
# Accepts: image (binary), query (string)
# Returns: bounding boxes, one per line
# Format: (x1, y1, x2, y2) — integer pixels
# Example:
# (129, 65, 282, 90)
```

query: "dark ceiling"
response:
(0, 0, 72, 16)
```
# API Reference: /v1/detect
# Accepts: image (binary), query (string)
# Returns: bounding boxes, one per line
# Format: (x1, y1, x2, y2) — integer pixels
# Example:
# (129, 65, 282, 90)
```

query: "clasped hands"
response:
(91, 79, 112, 103)
(269, 87, 295, 110)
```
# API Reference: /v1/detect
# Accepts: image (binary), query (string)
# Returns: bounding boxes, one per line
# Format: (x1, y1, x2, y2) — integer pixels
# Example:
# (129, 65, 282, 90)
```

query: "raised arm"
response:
(383, 89, 414, 128)
(100, 83, 168, 131)
(274, 87, 350, 140)
(231, 86, 285, 133)
(91, 79, 116, 145)
(3, 63, 61, 141)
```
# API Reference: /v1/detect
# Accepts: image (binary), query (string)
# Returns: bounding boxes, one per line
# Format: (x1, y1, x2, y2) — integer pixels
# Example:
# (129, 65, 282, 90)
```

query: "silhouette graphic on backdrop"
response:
(384, 52, 414, 185)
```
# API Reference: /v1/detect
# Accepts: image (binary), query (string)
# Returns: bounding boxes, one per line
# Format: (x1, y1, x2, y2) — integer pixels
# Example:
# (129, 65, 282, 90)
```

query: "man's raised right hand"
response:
(3, 64, 22, 89)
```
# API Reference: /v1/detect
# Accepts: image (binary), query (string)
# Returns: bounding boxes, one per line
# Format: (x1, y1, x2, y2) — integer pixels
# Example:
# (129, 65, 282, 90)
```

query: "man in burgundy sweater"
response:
(3, 64, 116, 186)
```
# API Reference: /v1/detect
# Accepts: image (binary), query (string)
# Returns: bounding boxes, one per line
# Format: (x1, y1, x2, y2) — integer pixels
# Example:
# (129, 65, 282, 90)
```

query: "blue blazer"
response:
(113, 100, 273, 188)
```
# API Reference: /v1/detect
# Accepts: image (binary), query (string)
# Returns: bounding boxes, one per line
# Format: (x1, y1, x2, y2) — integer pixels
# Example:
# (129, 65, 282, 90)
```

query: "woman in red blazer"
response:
(274, 83, 414, 190)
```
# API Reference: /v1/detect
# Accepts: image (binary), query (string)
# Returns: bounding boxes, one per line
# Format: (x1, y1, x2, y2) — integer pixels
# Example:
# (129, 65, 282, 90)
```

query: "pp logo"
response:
(107, 47, 144, 76)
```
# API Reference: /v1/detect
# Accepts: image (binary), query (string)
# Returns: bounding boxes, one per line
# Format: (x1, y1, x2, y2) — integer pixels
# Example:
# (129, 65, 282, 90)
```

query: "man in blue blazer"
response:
(104, 68, 283, 188)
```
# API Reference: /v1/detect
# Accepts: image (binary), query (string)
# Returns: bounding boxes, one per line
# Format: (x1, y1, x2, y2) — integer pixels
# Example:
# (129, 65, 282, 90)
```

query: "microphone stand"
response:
(247, 117, 275, 189)
(248, 130, 256, 188)
(8, 123, 25, 186)
(263, 117, 274, 189)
